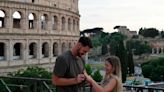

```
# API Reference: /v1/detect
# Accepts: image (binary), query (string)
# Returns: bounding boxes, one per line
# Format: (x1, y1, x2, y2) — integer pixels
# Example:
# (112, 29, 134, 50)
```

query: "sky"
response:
(79, 0, 164, 33)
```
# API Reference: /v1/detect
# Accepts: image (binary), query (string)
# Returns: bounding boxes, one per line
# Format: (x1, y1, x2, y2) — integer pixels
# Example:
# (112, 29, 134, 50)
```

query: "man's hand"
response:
(76, 74, 85, 84)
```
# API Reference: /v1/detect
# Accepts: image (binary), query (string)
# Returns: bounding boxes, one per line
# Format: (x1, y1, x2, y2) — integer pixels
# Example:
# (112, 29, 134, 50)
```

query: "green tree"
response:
(109, 32, 126, 55)
(91, 70, 103, 82)
(126, 40, 135, 75)
(160, 31, 164, 38)
(109, 39, 118, 55)
(139, 28, 159, 38)
(91, 36, 101, 47)
(85, 64, 93, 75)
(100, 32, 110, 55)
(2, 66, 52, 92)
(126, 40, 151, 56)
(115, 40, 127, 82)
(102, 44, 108, 55)
(109, 32, 128, 82)
(150, 66, 164, 81)
(109, 32, 126, 41)
(126, 49, 134, 75)
(142, 58, 164, 82)
(142, 64, 154, 78)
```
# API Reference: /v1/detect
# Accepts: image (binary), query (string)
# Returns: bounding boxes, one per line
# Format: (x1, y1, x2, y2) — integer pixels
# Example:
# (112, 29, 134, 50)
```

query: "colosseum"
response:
(0, 0, 80, 75)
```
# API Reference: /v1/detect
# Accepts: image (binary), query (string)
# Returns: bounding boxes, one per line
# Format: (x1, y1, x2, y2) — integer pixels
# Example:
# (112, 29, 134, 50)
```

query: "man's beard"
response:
(77, 48, 82, 57)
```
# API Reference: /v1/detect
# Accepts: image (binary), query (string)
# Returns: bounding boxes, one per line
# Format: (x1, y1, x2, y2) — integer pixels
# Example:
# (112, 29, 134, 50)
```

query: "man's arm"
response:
(52, 74, 85, 86)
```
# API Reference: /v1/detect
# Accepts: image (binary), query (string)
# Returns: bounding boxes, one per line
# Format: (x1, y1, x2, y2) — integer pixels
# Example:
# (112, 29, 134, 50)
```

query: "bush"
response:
(8, 66, 52, 79)
(85, 64, 103, 82)
(1, 66, 52, 92)
(91, 69, 103, 82)
(142, 64, 153, 78)
(142, 57, 164, 82)
(132, 79, 142, 85)
(85, 64, 92, 75)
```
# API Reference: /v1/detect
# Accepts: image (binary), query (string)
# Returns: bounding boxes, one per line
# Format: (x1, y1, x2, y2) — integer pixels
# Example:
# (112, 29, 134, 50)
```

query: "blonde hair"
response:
(105, 56, 123, 92)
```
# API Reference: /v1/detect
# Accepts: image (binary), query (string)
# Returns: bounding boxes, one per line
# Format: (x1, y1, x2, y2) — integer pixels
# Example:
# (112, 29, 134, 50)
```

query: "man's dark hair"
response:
(78, 37, 93, 48)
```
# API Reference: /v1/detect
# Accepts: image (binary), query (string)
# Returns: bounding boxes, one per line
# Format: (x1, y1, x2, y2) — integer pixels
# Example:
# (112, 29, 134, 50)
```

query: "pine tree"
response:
(115, 40, 127, 82)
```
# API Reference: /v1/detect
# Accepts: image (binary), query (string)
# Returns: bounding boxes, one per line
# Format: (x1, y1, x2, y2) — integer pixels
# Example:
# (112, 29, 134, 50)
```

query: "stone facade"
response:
(116, 26, 137, 38)
(144, 38, 164, 54)
(0, 0, 80, 75)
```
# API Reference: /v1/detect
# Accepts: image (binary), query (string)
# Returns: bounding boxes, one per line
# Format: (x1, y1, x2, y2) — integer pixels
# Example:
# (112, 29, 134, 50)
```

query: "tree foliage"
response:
(126, 40, 134, 75)
(100, 32, 110, 55)
(91, 69, 103, 82)
(9, 66, 51, 79)
(109, 32, 126, 42)
(109, 32, 128, 82)
(126, 49, 134, 75)
(85, 64, 103, 82)
(126, 40, 151, 55)
(80, 27, 103, 37)
(142, 58, 164, 81)
(139, 27, 159, 38)
(85, 64, 93, 75)
(160, 31, 164, 38)
(91, 36, 101, 47)
(1, 66, 52, 92)
(91, 31, 110, 55)
(115, 40, 127, 82)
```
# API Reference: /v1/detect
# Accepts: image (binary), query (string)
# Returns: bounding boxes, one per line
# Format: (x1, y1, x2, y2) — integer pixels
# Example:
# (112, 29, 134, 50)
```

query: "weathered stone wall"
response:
(0, 0, 80, 75)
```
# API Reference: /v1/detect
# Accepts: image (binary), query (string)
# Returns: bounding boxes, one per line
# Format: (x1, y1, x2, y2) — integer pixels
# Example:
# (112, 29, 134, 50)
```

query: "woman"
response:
(84, 56, 123, 92)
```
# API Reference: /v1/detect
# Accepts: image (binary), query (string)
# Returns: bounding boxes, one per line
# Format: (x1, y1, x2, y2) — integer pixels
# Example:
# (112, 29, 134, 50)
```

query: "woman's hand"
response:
(83, 71, 93, 83)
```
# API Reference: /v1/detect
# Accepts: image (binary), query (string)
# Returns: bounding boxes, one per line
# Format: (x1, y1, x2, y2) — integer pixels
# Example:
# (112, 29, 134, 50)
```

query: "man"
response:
(52, 36, 93, 92)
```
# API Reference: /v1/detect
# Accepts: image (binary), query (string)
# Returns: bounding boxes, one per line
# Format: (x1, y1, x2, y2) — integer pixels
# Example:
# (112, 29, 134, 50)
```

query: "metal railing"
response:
(0, 79, 12, 92)
(0, 76, 53, 92)
(1, 76, 164, 92)
(123, 85, 164, 92)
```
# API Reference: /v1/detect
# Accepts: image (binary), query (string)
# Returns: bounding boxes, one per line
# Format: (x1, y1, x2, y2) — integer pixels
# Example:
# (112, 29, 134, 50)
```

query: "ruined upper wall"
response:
(5, 0, 79, 13)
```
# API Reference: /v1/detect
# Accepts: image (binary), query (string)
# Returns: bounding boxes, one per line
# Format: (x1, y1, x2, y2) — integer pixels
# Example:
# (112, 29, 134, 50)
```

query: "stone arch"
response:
(53, 42, 58, 56)
(13, 42, 23, 60)
(28, 13, 36, 29)
(68, 18, 71, 31)
(32, 0, 35, 3)
(42, 42, 49, 58)
(29, 42, 37, 59)
(41, 14, 48, 30)
(68, 42, 72, 50)
(62, 42, 66, 53)
(52, 15, 58, 30)
(0, 10, 5, 28)
(74, 42, 76, 46)
(154, 48, 157, 54)
(158, 48, 162, 54)
(0, 42, 5, 60)
(161, 47, 164, 54)
(61, 17, 66, 31)
(12, 11, 22, 28)
(76, 20, 79, 31)
(73, 19, 75, 31)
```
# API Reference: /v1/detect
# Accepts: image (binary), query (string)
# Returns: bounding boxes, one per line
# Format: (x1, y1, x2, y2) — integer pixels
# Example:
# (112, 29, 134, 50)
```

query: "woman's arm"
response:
(84, 72, 117, 92)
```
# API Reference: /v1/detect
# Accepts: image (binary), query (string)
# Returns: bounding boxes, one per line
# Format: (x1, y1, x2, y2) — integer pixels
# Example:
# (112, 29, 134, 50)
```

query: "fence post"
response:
(33, 81, 37, 92)
(0, 79, 12, 92)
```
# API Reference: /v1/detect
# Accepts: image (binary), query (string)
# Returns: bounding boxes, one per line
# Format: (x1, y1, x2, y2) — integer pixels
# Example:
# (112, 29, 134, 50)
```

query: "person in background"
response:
(84, 56, 123, 92)
(52, 36, 93, 92)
